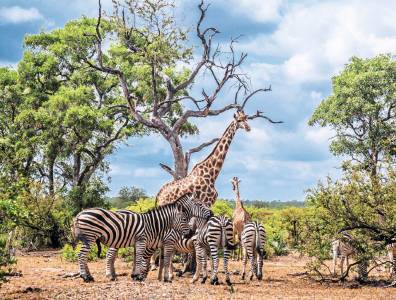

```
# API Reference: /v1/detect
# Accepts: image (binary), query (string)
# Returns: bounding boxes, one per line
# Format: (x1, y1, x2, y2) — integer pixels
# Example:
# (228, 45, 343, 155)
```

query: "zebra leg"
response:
(340, 256, 345, 278)
(163, 246, 174, 283)
(223, 248, 232, 286)
(78, 239, 94, 282)
(157, 247, 164, 281)
(201, 249, 208, 284)
(105, 248, 118, 281)
(191, 243, 203, 284)
(209, 245, 219, 285)
(241, 246, 247, 280)
(132, 240, 147, 281)
(256, 251, 264, 280)
(249, 252, 256, 281)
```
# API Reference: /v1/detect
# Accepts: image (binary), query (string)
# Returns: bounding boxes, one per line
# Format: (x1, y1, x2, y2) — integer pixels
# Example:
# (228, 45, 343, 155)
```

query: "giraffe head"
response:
(234, 110, 251, 132)
(231, 176, 241, 191)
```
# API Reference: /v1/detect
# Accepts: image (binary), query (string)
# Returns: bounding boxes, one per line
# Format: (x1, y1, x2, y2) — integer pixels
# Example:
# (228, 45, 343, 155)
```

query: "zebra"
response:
(72, 194, 213, 282)
(386, 241, 396, 275)
(331, 231, 357, 276)
(331, 231, 369, 279)
(191, 215, 238, 286)
(240, 221, 266, 281)
(156, 216, 209, 280)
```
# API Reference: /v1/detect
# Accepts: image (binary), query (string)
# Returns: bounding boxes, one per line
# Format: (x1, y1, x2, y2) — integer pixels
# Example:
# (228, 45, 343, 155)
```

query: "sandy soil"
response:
(1, 250, 396, 299)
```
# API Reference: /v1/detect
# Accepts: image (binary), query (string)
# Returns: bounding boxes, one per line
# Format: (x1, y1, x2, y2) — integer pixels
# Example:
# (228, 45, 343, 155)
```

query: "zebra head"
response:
(172, 204, 191, 237)
(176, 193, 213, 221)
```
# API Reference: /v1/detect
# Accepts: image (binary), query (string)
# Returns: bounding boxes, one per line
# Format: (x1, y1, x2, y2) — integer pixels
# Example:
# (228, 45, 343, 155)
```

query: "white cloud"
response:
(238, 0, 396, 84)
(0, 6, 43, 24)
(221, 0, 284, 23)
(133, 168, 162, 178)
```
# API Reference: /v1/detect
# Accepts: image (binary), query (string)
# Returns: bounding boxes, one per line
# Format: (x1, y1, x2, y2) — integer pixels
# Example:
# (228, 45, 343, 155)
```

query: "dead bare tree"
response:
(85, 0, 281, 179)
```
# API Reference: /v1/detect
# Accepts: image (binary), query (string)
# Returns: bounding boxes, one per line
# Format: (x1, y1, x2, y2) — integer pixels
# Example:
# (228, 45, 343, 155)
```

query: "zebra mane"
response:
(143, 193, 192, 215)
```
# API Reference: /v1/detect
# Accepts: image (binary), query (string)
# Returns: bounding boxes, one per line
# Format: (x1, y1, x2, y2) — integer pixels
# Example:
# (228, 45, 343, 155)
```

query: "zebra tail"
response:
(226, 240, 239, 251)
(96, 239, 102, 258)
(255, 223, 264, 258)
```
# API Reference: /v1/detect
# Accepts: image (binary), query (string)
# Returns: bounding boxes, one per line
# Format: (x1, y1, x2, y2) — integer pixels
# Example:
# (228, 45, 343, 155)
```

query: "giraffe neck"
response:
(192, 120, 238, 180)
(235, 190, 244, 210)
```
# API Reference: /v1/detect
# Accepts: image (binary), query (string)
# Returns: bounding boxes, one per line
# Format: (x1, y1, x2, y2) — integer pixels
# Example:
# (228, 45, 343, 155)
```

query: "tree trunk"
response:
(168, 134, 188, 179)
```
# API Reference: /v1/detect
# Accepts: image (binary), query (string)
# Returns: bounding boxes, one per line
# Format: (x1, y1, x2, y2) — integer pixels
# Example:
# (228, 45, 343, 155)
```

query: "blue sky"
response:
(1, 0, 396, 201)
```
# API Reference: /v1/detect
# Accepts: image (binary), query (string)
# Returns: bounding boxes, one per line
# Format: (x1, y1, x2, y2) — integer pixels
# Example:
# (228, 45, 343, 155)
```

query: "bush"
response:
(118, 247, 134, 262)
(61, 242, 108, 262)
(0, 233, 16, 285)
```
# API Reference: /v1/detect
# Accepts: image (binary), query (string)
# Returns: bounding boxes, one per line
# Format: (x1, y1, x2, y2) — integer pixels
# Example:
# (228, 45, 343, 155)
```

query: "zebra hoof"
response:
(210, 277, 219, 285)
(81, 274, 94, 282)
(176, 270, 183, 277)
(241, 274, 245, 280)
(226, 278, 232, 286)
(164, 278, 172, 283)
(256, 274, 263, 281)
(133, 274, 145, 282)
(201, 277, 207, 284)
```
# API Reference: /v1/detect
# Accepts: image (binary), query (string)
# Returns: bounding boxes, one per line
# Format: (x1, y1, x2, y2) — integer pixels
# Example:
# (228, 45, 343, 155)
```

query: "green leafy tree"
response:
(114, 186, 147, 208)
(309, 54, 396, 177)
(36, 0, 276, 180)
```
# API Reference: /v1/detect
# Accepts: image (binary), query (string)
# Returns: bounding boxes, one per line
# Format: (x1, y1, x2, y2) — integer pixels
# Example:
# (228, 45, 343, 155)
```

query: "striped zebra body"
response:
(386, 242, 396, 275)
(331, 232, 357, 276)
(191, 216, 237, 286)
(241, 221, 266, 281)
(331, 231, 369, 279)
(73, 194, 212, 282)
(160, 216, 210, 279)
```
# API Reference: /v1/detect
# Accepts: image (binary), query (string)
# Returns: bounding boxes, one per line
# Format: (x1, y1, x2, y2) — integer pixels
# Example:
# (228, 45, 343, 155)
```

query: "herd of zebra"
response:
(72, 193, 267, 285)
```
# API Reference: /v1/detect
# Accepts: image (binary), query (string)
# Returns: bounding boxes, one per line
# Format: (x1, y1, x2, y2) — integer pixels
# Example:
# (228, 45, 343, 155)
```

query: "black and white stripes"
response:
(191, 215, 238, 286)
(241, 221, 266, 281)
(72, 194, 212, 282)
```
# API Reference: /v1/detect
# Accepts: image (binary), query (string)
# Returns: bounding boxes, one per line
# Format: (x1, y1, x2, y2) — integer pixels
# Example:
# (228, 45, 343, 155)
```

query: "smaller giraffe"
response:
(231, 177, 251, 260)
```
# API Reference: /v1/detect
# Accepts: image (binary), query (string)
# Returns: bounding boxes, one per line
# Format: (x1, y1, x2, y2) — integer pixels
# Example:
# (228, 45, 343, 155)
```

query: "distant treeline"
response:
(107, 195, 305, 209)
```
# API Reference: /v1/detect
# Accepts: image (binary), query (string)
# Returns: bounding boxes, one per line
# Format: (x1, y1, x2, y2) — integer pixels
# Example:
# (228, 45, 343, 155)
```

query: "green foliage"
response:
(309, 54, 396, 174)
(61, 243, 108, 262)
(112, 186, 147, 208)
(118, 247, 134, 262)
(125, 198, 156, 213)
(212, 200, 233, 218)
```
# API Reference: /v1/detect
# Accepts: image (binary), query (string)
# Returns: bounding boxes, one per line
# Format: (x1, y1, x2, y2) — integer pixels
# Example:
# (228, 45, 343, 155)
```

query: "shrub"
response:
(118, 247, 134, 262)
(61, 242, 108, 262)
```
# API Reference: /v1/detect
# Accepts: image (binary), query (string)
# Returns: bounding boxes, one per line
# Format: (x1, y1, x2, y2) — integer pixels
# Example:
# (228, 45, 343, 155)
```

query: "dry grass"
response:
(1, 250, 396, 299)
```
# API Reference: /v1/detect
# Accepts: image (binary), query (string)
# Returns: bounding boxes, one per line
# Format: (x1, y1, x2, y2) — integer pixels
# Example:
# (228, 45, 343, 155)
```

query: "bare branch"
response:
(247, 110, 283, 124)
(159, 163, 176, 178)
(185, 137, 220, 166)
(241, 86, 271, 109)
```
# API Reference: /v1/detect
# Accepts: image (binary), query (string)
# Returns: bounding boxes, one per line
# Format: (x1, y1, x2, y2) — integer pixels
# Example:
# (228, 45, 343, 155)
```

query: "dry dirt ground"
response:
(1, 250, 396, 299)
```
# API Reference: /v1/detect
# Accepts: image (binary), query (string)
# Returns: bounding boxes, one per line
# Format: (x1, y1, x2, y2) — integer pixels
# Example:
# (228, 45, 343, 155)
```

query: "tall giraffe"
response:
(156, 110, 251, 207)
(231, 177, 251, 260)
